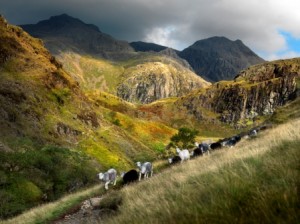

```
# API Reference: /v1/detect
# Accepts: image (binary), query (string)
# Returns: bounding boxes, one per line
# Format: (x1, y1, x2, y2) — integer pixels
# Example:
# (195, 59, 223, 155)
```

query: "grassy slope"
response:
(0, 19, 179, 219)
(106, 118, 300, 224)
(3, 112, 299, 224)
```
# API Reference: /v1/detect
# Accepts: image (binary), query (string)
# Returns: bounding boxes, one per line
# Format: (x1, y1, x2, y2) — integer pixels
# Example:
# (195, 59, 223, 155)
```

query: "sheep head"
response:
(176, 147, 181, 153)
(136, 161, 141, 168)
(98, 173, 104, 180)
(168, 158, 173, 164)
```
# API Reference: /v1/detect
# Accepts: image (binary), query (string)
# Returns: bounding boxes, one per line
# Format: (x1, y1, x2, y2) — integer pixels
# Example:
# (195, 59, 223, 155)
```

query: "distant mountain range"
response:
(21, 14, 264, 82)
(21, 14, 209, 104)
(129, 39, 264, 82)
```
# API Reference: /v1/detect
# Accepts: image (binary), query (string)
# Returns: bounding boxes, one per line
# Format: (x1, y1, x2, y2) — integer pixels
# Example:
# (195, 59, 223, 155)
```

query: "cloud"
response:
(1, 0, 300, 59)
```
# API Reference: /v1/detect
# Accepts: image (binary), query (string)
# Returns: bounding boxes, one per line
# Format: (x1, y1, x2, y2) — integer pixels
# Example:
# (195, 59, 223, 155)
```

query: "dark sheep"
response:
(121, 169, 139, 185)
(168, 155, 182, 164)
(210, 141, 222, 150)
(196, 142, 210, 155)
(191, 147, 203, 157)
(232, 135, 241, 143)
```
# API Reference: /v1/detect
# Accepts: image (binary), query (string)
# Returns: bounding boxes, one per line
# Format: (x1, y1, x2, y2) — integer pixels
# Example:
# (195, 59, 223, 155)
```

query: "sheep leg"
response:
(139, 172, 142, 181)
(105, 182, 109, 190)
(113, 179, 116, 186)
(151, 171, 153, 177)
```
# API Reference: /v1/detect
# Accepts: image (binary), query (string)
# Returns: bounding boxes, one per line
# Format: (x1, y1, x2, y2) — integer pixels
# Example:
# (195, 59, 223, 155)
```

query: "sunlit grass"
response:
(104, 118, 300, 224)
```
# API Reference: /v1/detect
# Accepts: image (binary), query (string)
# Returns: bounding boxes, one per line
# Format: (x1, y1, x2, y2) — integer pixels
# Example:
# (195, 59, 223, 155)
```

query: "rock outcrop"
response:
(178, 58, 300, 124)
(117, 61, 210, 104)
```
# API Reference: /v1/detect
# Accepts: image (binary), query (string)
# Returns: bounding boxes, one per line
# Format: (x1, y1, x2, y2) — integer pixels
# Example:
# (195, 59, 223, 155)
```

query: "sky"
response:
(1, 0, 300, 60)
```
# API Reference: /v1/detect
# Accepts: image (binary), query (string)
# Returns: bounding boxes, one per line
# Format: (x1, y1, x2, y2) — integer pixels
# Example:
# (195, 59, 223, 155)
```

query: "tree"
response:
(169, 127, 198, 149)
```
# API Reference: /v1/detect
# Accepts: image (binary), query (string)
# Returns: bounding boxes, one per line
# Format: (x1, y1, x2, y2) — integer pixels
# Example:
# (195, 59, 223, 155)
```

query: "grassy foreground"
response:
(104, 118, 300, 224)
(1, 119, 299, 224)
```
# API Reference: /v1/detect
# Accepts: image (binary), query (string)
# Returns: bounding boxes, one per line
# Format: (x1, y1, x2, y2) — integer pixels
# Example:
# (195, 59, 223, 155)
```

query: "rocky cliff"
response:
(179, 58, 300, 125)
(117, 60, 210, 104)
(179, 36, 265, 82)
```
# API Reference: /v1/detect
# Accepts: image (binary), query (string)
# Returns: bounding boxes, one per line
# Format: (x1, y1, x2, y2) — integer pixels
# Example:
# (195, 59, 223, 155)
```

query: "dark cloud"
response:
(1, 0, 300, 59)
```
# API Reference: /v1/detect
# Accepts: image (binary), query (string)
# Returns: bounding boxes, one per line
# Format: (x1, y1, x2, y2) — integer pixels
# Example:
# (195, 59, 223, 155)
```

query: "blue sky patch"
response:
(280, 30, 300, 52)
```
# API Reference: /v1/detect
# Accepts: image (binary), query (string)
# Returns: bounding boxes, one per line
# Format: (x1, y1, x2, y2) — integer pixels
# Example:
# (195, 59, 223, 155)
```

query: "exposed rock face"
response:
(179, 36, 265, 82)
(179, 58, 300, 124)
(117, 61, 210, 104)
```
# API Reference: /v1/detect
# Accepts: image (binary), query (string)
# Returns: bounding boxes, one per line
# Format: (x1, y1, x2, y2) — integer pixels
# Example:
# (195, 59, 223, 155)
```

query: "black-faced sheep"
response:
(168, 155, 182, 164)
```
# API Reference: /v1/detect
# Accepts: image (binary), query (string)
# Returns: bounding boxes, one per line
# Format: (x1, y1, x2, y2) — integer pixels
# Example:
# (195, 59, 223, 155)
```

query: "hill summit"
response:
(179, 36, 265, 82)
(21, 14, 134, 56)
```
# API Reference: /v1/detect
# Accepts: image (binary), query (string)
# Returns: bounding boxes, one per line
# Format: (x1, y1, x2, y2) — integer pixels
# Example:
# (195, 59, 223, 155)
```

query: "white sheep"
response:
(98, 168, 117, 190)
(176, 147, 190, 162)
(136, 162, 153, 181)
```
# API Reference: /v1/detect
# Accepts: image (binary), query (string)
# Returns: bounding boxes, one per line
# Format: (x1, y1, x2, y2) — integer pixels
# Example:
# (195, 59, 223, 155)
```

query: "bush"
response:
(0, 146, 99, 219)
(169, 127, 198, 149)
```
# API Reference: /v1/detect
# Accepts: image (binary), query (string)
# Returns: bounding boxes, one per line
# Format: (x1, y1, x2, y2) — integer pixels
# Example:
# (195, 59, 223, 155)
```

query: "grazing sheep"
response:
(232, 135, 241, 143)
(191, 145, 203, 157)
(136, 162, 153, 181)
(98, 168, 117, 190)
(195, 142, 210, 155)
(210, 141, 222, 150)
(168, 155, 181, 164)
(121, 169, 139, 185)
(249, 129, 258, 137)
(176, 147, 190, 162)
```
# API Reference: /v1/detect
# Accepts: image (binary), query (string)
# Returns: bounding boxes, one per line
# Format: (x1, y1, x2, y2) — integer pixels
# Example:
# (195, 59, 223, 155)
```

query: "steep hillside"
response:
(0, 16, 179, 218)
(137, 58, 300, 128)
(179, 36, 265, 82)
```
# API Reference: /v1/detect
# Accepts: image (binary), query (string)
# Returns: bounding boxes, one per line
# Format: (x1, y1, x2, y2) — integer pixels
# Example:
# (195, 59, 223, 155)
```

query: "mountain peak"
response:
(34, 13, 101, 33)
(179, 36, 265, 82)
(21, 15, 134, 56)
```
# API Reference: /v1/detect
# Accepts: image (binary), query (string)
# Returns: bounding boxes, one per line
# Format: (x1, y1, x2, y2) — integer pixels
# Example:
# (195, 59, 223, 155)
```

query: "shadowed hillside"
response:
(179, 36, 265, 82)
(0, 15, 178, 218)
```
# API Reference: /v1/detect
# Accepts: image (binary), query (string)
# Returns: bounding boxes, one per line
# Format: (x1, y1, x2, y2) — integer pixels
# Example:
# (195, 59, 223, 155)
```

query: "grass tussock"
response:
(104, 119, 300, 224)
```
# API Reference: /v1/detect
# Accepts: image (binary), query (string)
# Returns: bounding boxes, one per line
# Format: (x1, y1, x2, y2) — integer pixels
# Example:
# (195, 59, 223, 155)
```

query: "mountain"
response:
(21, 14, 134, 58)
(21, 15, 210, 104)
(179, 36, 265, 82)
(130, 41, 168, 52)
